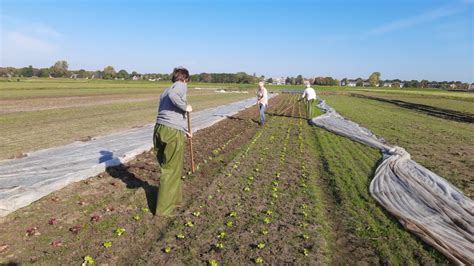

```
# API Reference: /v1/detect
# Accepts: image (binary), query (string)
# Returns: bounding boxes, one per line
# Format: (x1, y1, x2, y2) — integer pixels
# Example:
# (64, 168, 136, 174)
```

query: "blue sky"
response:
(1, 0, 473, 82)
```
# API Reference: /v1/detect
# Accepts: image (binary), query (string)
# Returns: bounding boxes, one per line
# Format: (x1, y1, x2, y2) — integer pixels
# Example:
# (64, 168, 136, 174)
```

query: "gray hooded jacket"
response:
(156, 81, 188, 132)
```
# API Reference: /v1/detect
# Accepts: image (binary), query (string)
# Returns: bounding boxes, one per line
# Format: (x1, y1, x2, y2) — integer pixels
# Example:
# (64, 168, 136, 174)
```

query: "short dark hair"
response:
(172, 66, 190, 83)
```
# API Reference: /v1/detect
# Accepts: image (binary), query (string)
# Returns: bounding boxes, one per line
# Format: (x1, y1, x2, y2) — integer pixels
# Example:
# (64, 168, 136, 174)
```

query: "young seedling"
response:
(141, 207, 149, 214)
(50, 240, 62, 247)
(301, 234, 310, 240)
(247, 176, 254, 181)
(261, 229, 269, 235)
(115, 228, 126, 236)
(226, 221, 234, 227)
(82, 255, 94, 266)
(164, 247, 171, 253)
(133, 215, 141, 221)
(70, 224, 81, 235)
(185, 221, 194, 227)
(263, 218, 271, 224)
(103, 241, 112, 248)
(209, 259, 218, 266)
(192, 211, 201, 217)
(214, 243, 224, 249)
(26, 226, 40, 237)
(217, 231, 226, 239)
(243, 186, 250, 192)
(229, 211, 237, 217)
(255, 257, 264, 264)
(48, 218, 58, 225)
(302, 248, 309, 256)
(176, 233, 185, 239)
(265, 210, 273, 216)
(257, 242, 265, 249)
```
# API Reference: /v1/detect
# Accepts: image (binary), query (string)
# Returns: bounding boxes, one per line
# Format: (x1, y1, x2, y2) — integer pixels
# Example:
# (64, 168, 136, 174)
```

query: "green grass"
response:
(309, 127, 447, 264)
(347, 90, 474, 114)
(320, 94, 474, 198)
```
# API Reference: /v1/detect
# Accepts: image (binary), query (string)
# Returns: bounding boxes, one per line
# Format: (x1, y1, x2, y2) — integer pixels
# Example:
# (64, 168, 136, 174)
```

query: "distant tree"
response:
(285, 77, 291, 85)
(103, 66, 116, 79)
(37, 68, 51, 78)
(392, 81, 401, 88)
(420, 80, 429, 88)
(356, 78, 364, 87)
(368, 72, 381, 87)
(266, 78, 273, 84)
(116, 69, 129, 79)
(50, 60, 69, 77)
(295, 75, 304, 85)
(21, 65, 34, 77)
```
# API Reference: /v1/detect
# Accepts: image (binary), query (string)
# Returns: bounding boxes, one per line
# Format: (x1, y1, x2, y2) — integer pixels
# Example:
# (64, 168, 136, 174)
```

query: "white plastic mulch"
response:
(0, 95, 275, 218)
(312, 99, 473, 265)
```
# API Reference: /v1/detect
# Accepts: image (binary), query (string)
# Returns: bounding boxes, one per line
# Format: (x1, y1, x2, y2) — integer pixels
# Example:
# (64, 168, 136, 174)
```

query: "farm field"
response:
(0, 94, 450, 265)
(348, 89, 474, 115)
(0, 79, 254, 160)
(321, 94, 474, 198)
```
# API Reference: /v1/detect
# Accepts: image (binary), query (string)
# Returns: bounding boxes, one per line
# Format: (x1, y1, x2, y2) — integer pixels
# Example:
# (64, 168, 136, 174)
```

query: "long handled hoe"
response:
(187, 112, 195, 173)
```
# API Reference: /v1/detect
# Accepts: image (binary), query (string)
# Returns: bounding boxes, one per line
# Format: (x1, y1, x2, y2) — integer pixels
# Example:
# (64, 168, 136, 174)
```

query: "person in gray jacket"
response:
(153, 67, 192, 216)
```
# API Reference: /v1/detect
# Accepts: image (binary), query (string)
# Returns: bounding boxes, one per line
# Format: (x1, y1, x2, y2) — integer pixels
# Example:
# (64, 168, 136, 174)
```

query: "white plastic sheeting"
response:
(0, 95, 275, 218)
(312, 99, 473, 265)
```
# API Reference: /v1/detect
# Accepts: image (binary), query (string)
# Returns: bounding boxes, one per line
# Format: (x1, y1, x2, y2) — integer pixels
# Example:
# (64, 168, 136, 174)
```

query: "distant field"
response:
(320, 94, 474, 198)
(0, 79, 255, 160)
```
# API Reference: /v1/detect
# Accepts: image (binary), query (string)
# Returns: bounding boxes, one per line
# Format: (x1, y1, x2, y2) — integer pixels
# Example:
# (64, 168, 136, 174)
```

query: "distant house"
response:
(346, 80, 357, 87)
(132, 75, 140, 80)
(469, 84, 474, 91)
(271, 77, 285, 85)
(383, 82, 392, 87)
(362, 81, 371, 87)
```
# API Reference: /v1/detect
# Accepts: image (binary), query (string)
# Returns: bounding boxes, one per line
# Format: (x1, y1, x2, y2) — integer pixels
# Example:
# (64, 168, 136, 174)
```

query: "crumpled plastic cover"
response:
(312, 99, 473, 265)
(0, 95, 275, 218)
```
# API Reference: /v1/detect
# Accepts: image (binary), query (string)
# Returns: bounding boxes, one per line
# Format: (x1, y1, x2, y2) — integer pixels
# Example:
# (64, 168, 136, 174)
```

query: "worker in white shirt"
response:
(257, 81, 268, 126)
(301, 81, 317, 119)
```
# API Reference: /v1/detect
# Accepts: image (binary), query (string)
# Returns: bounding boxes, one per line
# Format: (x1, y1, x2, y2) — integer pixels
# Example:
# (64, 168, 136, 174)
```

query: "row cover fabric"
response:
(311, 99, 473, 265)
(0, 95, 276, 218)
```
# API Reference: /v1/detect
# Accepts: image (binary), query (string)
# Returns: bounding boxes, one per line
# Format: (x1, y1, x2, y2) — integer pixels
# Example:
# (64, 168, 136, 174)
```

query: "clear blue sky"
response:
(1, 0, 473, 82)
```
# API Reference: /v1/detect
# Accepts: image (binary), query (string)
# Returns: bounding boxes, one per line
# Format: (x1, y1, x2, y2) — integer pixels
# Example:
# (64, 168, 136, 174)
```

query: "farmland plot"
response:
(0, 95, 450, 264)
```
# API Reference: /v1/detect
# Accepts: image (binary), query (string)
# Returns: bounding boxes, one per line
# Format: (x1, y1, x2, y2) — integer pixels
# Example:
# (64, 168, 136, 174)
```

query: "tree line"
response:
(1, 62, 471, 90)
(0, 61, 260, 84)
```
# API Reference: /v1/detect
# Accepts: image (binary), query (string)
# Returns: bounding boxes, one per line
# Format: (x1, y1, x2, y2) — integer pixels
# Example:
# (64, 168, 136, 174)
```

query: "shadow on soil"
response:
(225, 115, 260, 125)
(101, 150, 158, 215)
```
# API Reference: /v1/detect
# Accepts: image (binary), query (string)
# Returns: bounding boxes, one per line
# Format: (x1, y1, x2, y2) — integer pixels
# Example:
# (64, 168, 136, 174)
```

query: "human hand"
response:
(186, 104, 193, 112)
(185, 131, 193, 139)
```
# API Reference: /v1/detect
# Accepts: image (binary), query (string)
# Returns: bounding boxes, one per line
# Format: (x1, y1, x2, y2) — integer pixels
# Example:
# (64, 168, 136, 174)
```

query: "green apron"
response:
(153, 123, 185, 216)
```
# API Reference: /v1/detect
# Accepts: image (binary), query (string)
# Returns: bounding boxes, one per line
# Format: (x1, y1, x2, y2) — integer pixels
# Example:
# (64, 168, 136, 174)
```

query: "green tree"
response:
(116, 69, 129, 79)
(368, 72, 381, 87)
(103, 66, 116, 79)
(50, 60, 69, 77)
(295, 75, 304, 85)
(266, 78, 273, 84)
(21, 65, 34, 77)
